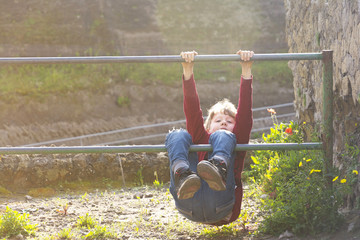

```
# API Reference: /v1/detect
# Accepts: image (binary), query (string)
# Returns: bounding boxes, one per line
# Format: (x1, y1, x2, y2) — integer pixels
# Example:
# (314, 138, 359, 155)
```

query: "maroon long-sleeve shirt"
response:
(182, 74, 253, 225)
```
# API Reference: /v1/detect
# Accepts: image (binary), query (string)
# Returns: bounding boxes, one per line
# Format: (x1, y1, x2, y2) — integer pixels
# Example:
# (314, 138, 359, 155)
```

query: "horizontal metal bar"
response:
(253, 102, 294, 112)
(22, 102, 295, 147)
(0, 53, 323, 64)
(0, 143, 322, 155)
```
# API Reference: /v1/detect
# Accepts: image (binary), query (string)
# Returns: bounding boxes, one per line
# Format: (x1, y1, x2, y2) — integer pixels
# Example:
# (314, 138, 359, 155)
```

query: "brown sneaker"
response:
(174, 168, 201, 199)
(197, 157, 227, 191)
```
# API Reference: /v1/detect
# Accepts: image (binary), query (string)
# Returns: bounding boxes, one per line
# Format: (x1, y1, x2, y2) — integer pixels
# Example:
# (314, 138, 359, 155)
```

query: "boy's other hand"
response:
(236, 50, 254, 62)
(180, 51, 198, 63)
(236, 50, 254, 79)
(180, 50, 198, 80)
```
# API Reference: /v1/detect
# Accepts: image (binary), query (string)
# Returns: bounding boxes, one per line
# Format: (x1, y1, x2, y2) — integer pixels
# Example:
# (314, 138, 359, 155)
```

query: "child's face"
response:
(208, 112, 235, 134)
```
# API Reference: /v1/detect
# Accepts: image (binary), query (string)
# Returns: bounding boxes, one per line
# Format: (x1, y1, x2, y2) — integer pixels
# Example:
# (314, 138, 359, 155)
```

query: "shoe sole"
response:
(177, 175, 201, 200)
(197, 161, 226, 191)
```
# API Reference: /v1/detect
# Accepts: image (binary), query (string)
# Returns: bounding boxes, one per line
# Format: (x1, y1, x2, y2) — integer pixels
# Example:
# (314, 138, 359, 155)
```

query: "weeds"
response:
(244, 110, 344, 236)
(0, 186, 11, 196)
(116, 96, 130, 107)
(84, 225, 118, 239)
(153, 171, 163, 189)
(76, 213, 98, 229)
(0, 207, 37, 238)
(200, 224, 240, 238)
(80, 192, 89, 202)
(136, 167, 144, 186)
(57, 227, 74, 239)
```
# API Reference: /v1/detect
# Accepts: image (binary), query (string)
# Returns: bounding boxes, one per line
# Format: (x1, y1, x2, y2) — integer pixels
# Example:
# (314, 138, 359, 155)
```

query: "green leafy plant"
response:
(84, 225, 117, 239)
(80, 192, 89, 203)
(76, 213, 98, 229)
(245, 110, 343, 236)
(200, 223, 240, 238)
(0, 207, 37, 238)
(0, 186, 11, 196)
(136, 167, 144, 186)
(153, 171, 163, 189)
(334, 131, 360, 207)
(116, 96, 130, 107)
(57, 227, 74, 239)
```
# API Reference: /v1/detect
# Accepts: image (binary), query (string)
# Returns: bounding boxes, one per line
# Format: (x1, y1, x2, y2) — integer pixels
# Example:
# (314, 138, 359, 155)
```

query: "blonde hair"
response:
(204, 98, 237, 131)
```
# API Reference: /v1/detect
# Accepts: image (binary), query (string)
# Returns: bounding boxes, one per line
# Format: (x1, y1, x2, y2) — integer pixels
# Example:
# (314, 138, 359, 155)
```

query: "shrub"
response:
(245, 112, 344, 236)
(0, 207, 37, 238)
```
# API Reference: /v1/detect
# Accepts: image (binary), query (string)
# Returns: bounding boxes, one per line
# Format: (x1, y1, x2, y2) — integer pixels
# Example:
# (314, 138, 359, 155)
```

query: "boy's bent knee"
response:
(167, 128, 191, 139)
(210, 130, 236, 139)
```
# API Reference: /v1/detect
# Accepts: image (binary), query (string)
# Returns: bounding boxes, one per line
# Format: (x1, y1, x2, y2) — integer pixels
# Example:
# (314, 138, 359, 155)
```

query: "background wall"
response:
(284, 0, 360, 207)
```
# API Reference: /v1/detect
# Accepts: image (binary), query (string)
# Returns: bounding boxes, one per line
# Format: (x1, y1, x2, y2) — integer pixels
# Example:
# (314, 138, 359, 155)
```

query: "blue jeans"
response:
(165, 129, 237, 223)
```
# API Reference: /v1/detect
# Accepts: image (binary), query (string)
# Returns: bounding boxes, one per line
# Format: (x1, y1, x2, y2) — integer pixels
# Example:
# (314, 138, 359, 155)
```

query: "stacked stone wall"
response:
(284, 0, 360, 207)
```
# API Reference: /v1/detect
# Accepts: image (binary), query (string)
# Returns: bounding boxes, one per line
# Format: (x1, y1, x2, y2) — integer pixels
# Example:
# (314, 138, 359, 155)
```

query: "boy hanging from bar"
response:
(165, 50, 254, 225)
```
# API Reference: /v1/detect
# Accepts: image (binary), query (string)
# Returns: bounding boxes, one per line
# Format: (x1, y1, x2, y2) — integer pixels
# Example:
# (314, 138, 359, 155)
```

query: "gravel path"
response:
(0, 185, 265, 240)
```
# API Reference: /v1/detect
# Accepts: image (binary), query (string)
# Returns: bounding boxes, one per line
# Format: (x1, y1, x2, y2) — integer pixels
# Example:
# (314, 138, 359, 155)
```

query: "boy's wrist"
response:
(242, 75, 252, 80)
(183, 66, 194, 80)
(241, 69, 252, 79)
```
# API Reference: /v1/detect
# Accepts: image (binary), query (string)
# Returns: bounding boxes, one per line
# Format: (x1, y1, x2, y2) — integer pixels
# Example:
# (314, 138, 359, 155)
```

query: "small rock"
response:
(25, 195, 33, 201)
(145, 193, 153, 198)
(14, 234, 24, 240)
(279, 230, 294, 239)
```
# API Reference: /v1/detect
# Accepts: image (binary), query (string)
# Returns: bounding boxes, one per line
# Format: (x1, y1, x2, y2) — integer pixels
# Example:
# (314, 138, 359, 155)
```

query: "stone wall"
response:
(284, 0, 360, 207)
(0, 152, 170, 191)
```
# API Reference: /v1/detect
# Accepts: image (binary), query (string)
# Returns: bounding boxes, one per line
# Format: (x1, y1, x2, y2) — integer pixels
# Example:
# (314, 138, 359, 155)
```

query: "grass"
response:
(0, 60, 292, 101)
(0, 186, 12, 196)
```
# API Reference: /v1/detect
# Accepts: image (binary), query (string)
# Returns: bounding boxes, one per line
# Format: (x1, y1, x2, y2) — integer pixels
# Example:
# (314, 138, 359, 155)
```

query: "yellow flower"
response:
(299, 161, 303, 167)
(306, 159, 312, 162)
(310, 169, 321, 175)
(340, 179, 347, 184)
(303, 122, 306, 125)
(332, 176, 339, 182)
(353, 170, 359, 175)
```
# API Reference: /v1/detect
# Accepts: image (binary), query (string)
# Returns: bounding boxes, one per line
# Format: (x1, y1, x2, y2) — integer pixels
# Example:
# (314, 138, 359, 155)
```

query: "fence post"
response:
(322, 50, 334, 185)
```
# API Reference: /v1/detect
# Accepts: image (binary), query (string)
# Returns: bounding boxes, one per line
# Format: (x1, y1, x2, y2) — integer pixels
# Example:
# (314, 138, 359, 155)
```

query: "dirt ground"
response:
(0, 185, 262, 239)
(1, 185, 359, 240)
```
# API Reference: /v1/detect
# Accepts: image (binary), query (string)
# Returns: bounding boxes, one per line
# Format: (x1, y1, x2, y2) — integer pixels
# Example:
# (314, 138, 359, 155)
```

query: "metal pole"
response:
(0, 53, 323, 64)
(0, 143, 323, 155)
(322, 50, 334, 185)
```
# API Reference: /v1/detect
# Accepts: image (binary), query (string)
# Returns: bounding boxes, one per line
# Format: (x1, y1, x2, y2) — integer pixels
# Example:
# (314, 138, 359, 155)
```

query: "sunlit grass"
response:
(0, 60, 292, 100)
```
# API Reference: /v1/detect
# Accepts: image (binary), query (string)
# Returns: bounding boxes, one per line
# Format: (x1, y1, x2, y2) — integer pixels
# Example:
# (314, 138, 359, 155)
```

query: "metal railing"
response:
(0, 51, 333, 178)
(0, 53, 323, 64)
(20, 102, 295, 147)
